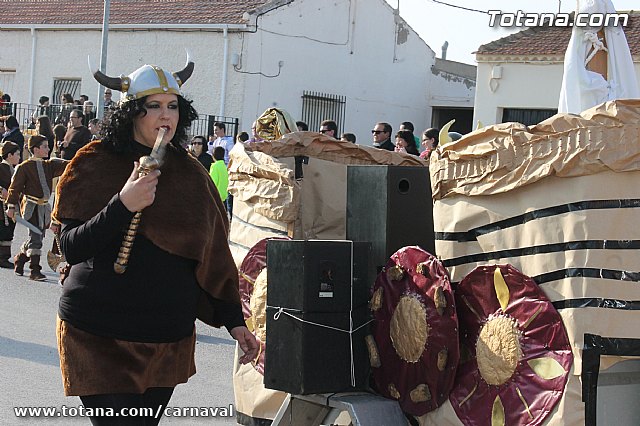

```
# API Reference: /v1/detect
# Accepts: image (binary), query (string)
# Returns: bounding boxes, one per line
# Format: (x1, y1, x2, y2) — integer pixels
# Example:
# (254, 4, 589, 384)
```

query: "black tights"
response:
(80, 387, 174, 426)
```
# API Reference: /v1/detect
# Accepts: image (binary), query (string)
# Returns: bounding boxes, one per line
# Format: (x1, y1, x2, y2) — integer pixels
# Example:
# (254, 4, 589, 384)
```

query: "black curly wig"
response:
(101, 95, 198, 154)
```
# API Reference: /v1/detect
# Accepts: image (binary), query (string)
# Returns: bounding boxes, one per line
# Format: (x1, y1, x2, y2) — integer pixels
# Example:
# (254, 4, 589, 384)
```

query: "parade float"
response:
(231, 1, 640, 423)
(419, 97, 640, 426)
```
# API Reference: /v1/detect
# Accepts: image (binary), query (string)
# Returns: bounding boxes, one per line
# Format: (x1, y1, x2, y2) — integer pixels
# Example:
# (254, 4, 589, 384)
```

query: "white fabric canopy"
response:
(558, 0, 639, 113)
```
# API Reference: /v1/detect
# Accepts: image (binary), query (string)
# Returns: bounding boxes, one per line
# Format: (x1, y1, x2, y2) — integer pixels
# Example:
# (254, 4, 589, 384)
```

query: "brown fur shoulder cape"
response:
(53, 141, 240, 327)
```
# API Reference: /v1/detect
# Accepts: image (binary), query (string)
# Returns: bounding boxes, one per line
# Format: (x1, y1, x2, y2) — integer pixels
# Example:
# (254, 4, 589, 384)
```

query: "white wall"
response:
(0, 31, 33, 101)
(0, 28, 246, 122)
(240, 0, 435, 144)
(474, 59, 640, 125)
(429, 62, 475, 109)
(1, 0, 451, 143)
(473, 61, 564, 125)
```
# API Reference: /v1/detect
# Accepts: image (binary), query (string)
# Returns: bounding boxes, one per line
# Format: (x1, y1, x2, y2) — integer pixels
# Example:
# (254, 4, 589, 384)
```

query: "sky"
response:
(385, 0, 638, 64)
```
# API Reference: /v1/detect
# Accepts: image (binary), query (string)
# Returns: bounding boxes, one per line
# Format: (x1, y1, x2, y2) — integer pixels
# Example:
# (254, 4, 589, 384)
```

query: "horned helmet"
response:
(92, 53, 194, 102)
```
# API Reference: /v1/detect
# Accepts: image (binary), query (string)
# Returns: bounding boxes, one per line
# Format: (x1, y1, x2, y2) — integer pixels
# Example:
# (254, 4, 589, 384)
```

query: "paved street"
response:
(0, 225, 238, 425)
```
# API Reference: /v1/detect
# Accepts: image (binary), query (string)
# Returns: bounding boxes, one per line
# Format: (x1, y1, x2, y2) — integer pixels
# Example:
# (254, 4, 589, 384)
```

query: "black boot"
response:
(14, 252, 28, 276)
(29, 255, 47, 281)
(0, 245, 12, 269)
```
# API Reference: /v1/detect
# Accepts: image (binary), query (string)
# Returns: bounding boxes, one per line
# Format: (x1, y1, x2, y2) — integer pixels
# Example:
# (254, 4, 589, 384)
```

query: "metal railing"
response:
(191, 115, 239, 142)
(300, 91, 347, 135)
(1, 102, 239, 141)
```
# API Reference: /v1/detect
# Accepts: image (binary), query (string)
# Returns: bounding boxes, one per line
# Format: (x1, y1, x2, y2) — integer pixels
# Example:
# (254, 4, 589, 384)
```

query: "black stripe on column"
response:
(442, 239, 640, 267)
(533, 268, 640, 285)
(553, 298, 640, 310)
(436, 199, 640, 242)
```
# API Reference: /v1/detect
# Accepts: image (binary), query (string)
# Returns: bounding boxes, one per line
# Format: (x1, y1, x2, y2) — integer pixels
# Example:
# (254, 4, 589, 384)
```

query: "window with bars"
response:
(53, 78, 81, 104)
(300, 91, 346, 134)
(502, 108, 557, 126)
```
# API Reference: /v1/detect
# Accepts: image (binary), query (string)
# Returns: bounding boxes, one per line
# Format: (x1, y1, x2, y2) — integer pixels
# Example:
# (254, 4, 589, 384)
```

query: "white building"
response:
(0, 0, 474, 144)
(239, 0, 435, 140)
(473, 11, 640, 126)
(429, 57, 476, 133)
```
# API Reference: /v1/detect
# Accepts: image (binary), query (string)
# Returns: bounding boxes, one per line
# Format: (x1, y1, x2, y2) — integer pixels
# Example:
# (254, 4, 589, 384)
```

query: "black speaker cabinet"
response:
(266, 240, 372, 313)
(265, 305, 370, 394)
(346, 165, 435, 270)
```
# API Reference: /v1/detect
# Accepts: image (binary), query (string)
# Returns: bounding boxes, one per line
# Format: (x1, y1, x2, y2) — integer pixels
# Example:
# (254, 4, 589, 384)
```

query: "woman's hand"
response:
(119, 161, 161, 212)
(230, 326, 259, 364)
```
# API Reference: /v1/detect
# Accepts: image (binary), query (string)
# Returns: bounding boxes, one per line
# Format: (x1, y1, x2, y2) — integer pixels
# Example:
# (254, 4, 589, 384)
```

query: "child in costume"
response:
(6, 135, 68, 280)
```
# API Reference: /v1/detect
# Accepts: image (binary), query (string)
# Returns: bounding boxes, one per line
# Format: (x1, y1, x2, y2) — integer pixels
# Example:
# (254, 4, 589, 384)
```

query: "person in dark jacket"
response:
(0, 141, 20, 268)
(372, 122, 394, 151)
(188, 135, 212, 171)
(1, 115, 25, 160)
(59, 110, 92, 160)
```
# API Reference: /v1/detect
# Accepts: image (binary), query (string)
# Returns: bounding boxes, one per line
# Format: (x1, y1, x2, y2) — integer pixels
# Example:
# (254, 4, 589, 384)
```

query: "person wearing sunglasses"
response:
(319, 119, 337, 139)
(189, 135, 213, 171)
(371, 122, 394, 151)
(103, 89, 114, 109)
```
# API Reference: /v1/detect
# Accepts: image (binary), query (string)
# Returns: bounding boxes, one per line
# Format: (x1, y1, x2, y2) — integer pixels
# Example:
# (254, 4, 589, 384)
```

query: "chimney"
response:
(441, 41, 449, 60)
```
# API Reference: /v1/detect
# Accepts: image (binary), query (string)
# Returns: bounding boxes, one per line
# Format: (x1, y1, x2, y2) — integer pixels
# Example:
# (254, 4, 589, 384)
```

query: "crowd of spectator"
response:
(3, 85, 460, 163)
(2, 89, 458, 212)
(0, 91, 110, 162)
(306, 118, 462, 160)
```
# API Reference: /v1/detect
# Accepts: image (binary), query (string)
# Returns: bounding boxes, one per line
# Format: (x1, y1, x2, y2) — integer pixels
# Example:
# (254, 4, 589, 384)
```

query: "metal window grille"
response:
(300, 91, 346, 135)
(502, 108, 557, 126)
(53, 78, 81, 104)
(192, 115, 240, 142)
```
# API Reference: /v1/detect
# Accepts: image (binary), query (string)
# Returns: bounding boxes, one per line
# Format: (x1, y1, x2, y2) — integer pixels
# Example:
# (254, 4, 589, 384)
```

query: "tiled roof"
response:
(476, 11, 640, 58)
(0, 0, 271, 25)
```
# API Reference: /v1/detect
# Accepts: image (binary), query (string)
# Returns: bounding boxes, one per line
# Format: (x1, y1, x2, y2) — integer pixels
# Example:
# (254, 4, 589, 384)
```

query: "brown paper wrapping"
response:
(245, 132, 427, 167)
(421, 100, 640, 425)
(430, 99, 640, 200)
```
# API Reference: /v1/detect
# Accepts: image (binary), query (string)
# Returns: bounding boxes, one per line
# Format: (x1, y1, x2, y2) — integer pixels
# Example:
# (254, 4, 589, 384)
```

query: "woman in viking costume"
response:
(53, 56, 258, 425)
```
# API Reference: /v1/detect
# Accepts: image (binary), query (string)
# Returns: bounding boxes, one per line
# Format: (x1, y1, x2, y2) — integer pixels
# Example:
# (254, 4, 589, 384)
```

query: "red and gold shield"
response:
(238, 237, 289, 374)
(450, 264, 573, 426)
(370, 246, 459, 416)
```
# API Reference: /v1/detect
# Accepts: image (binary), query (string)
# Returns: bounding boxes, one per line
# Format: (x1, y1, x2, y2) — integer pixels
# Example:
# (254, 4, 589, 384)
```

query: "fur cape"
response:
(53, 141, 240, 327)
